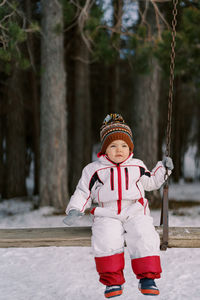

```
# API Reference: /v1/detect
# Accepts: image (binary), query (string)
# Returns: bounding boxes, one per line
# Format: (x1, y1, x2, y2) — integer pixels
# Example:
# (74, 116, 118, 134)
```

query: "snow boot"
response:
(138, 278, 159, 296)
(104, 285, 123, 298)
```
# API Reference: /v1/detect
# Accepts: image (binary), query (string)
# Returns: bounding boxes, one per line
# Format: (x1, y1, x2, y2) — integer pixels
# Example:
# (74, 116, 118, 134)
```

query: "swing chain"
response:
(165, 0, 178, 159)
(160, 0, 178, 251)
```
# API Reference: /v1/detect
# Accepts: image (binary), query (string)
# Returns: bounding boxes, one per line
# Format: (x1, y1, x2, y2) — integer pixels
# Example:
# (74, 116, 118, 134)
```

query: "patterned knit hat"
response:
(100, 113, 134, 154)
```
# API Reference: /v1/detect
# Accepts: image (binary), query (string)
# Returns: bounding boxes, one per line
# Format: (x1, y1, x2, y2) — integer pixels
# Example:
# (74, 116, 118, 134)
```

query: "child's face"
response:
(105, 140, 130, 164)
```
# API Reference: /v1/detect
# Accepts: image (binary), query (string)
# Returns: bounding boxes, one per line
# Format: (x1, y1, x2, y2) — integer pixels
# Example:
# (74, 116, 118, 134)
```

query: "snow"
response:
(183, 145, 200, 180)
(0, 183, 200, 300)
(169, 181, 200, 202)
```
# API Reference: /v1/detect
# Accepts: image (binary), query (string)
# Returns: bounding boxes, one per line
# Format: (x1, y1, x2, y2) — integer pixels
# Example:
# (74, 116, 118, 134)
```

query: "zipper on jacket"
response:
(110, 168, 114, 190)
(117, 164, 122, 214)
(125, 167, 129, 190)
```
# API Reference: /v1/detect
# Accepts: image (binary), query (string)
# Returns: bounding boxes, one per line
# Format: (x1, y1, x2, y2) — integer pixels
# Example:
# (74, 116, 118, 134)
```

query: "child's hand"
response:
(162, 156, 174, 170)
(63, 209, 83, 226)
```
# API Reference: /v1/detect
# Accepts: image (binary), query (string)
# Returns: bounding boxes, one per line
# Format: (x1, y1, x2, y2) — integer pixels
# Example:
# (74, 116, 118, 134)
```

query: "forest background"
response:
(0, 0, 200, 212)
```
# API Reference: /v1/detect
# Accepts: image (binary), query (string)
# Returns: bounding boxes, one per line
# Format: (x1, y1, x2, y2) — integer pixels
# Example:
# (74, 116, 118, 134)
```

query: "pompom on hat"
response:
(99, 113, 134, 154)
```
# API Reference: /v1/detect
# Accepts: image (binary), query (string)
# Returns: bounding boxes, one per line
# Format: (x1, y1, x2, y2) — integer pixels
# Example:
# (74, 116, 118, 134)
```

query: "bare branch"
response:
(137, 0, 170, 42)
(140, 0, 150, 26)
(93, 24, 152, 43)
(151, 0, 170, 32)
(54, 0, 61, 9)
(26, 39, 36, 72)
(0, 22, 8, 31)
(0, 0, 7, 7)
(1, 10, 15, 23)
(6, 0, 27, 26)
(0, 35, 8, 49)
(65, 0, 94, 52)
(71, 55, 97, 64)
(138, 0, 152, 41)
(77, 0, 94, 52)
(63, 0, 82, 32)
(151, 0, 162, 39)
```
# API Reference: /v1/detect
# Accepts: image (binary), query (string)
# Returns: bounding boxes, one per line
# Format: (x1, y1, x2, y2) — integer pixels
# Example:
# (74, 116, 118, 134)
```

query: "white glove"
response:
(63, 209, 84, 226)
(162, 156, 174, 170)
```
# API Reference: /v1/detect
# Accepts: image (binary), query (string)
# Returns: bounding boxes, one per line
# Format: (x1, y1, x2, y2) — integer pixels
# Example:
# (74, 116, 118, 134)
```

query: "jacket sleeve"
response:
(65, 165, 92, 214)
(139, 161, 171, 191)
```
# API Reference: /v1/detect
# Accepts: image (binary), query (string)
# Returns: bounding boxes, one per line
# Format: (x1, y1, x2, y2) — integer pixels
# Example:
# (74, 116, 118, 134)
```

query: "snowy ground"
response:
(0, 182, 200, 300)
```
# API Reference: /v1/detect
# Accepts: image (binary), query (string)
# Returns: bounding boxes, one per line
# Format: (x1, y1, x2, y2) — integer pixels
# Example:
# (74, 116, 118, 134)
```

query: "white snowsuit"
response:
(66, 154, 170, 286)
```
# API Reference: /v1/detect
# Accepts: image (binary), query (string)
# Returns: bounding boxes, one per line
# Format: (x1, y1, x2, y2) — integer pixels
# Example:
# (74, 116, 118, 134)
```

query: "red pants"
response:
(95, 253, 162, 286)
(92, 205, 162, 286)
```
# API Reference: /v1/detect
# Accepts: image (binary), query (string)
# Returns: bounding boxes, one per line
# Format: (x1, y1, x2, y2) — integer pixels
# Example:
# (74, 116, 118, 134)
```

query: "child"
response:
(64, 113, 173, 298)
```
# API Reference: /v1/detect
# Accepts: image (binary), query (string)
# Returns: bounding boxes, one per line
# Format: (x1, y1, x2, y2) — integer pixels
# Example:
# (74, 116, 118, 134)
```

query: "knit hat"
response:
(100, 113, 134, 154)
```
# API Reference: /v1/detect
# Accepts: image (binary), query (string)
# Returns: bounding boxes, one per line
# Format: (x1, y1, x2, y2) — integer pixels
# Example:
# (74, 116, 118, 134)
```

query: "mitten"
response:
(63, 209, 83, 226)
(162, 156, 174, 170)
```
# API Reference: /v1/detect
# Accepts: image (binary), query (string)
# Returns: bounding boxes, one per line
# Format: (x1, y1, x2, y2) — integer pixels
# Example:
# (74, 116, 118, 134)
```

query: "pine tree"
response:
(40, 0, 68, 210)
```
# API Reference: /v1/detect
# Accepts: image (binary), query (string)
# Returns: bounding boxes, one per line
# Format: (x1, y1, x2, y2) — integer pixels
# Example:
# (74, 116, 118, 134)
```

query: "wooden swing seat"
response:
(0, 226, 199, 248)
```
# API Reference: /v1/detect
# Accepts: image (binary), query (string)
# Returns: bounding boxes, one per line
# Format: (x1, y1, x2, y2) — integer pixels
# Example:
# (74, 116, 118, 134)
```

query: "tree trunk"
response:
(25, 0, 40, 195)
(40, 0, 68, 210)
(172, 77, 182, 182)
(158, 77, 168, 160)
(107, 63, 120, 112)
(133, 58, 161, 206)
(107, 0, 123, 112)
(0, 113, 4, 198)
(69, 27, 91, 194)
(31, 71, 40, 195)
(133, 57, 160, 168)
(4, 68, 27, 198)
(132, 1, 163, 206)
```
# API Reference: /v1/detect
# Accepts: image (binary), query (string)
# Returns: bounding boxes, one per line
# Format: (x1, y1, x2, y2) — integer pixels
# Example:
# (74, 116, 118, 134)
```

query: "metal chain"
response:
(165, 0, 179, 158)
(160, 0, 179, 251)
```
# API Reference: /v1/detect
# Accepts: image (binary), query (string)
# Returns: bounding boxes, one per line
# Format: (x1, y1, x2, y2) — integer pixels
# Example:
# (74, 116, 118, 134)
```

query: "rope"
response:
(160, 0, 178, 251)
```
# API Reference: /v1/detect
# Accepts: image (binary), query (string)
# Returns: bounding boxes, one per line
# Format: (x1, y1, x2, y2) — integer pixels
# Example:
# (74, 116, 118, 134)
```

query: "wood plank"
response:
(157, 227, 200, 248)
(0, 226, 199, 248)
(0, 227, 92, 248)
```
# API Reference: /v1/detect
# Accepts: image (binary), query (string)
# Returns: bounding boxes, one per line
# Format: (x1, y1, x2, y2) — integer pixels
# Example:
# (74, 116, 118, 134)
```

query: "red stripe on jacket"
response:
(117, 165, 122, 214)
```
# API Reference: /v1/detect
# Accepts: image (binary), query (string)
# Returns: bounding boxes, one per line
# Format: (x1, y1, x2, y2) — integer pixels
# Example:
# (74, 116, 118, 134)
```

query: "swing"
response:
(160, 0, 178, 251)
(0, 0, 200, 249)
